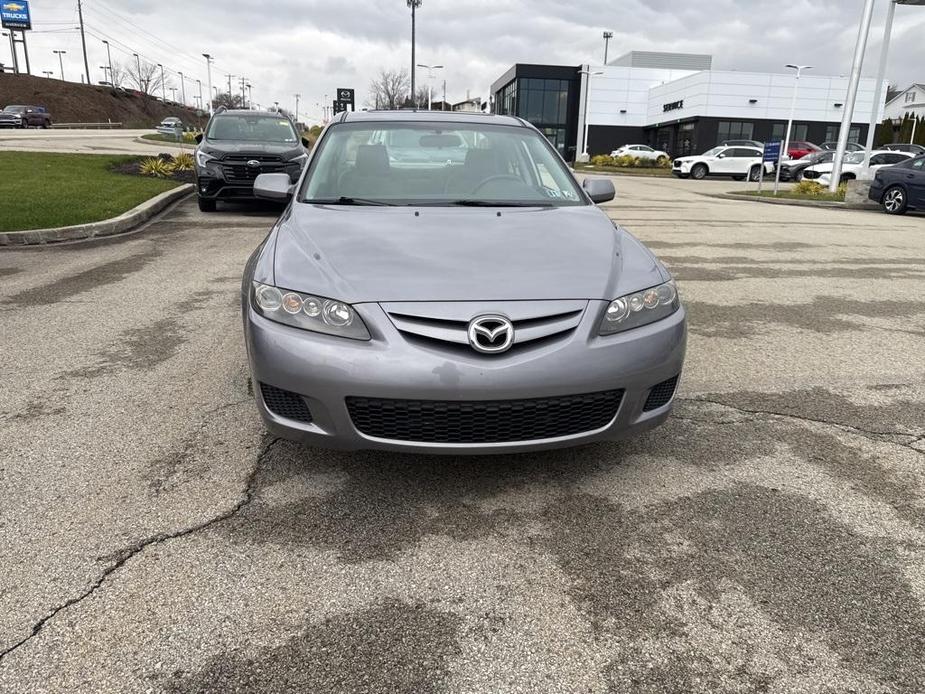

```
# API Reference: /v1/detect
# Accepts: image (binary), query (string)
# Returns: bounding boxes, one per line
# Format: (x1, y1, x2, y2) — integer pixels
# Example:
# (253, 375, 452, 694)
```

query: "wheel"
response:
(656, 155, 669, 166)
(840, 174, 855, 184)
(794, 170, 804, 182)
(732, 175, 745, 182)
(881, 185, 908, 215)
(748, 166, 762, 182)
(690, 164, 708, 180)
(197, 196, 216, 212)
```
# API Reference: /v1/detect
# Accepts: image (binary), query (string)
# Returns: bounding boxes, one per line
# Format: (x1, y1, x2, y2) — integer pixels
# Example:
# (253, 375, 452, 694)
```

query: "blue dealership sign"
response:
(1, 0, 31, 30)
(763, 141, 782, 163)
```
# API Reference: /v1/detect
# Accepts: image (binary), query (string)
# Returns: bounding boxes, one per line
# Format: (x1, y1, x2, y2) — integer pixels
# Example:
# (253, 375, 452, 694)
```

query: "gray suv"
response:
(194, 109, 308, 212)
(240, 110, 687, 454)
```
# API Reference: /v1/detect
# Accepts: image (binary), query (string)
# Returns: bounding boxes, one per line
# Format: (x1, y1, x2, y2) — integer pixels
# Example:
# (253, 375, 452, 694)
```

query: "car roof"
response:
(337, 110, 525, 127)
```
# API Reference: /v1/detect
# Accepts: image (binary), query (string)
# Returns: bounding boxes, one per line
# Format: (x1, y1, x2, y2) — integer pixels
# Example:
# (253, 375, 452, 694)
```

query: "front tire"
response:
(691, 164, 708, 180)
(198, 196, 216, 213)
(881, 185, 908, 215)
(794, 169, 804, 182)
(748, 166, 762, 182)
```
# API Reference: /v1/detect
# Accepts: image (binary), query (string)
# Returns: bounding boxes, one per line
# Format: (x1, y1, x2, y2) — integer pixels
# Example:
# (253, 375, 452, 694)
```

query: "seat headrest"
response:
(355, 144, 390, 174)
(464, 148, 501, 173)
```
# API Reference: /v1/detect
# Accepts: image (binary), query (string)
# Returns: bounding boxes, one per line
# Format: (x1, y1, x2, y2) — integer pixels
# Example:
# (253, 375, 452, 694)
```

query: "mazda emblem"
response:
(246, 159, 261, 169)
(467, 315, 515, 354)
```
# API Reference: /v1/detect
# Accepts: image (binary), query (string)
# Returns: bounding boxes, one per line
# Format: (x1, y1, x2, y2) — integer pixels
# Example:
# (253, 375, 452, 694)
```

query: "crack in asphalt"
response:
(0, 436, 280, 665)
(680, 396, 925, 454)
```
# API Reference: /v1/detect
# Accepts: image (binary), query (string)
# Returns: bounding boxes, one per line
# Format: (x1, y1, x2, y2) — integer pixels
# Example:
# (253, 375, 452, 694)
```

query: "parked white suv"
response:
(672, 145, 770, 181)
(802, 150, 914, 186)
(610, 144, 669, 162)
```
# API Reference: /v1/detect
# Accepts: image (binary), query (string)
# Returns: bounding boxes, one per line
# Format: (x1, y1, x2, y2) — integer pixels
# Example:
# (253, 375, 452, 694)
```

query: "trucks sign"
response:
(1, 0, 31, 30)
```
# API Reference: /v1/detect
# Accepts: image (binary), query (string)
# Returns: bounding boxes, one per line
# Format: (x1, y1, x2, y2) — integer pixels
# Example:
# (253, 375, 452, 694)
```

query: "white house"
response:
(884, 83, 925, 121)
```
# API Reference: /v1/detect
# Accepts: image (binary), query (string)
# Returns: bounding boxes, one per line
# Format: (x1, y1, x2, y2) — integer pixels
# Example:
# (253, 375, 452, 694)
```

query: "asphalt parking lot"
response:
(1, 177, 924, 693)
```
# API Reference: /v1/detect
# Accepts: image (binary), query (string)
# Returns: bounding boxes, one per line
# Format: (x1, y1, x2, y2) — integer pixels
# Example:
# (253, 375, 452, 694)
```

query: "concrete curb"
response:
(0, 184, 194, 247)
(133, 137, 195, 150)
(702, 192, 846, 209)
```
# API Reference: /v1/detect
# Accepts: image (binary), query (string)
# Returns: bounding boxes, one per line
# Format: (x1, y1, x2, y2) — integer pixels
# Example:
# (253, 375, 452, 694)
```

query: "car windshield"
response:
(703, 147, 723, 157)
(206, 115, 298, 143)
(301, 122, 585, 206)
(845, 152, 866, 164)
(3, 106, 25, 113)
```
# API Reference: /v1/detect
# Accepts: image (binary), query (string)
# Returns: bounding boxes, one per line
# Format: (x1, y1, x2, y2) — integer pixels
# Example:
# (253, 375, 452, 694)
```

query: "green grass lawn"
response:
(573, 164, 671, 177)
(737, 189, 845, 203)
(0, 152, 181, 232)
(141, 133, 195, 147)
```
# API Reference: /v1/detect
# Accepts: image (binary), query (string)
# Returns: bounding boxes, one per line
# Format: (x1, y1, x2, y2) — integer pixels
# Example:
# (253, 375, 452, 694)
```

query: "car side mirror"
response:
(254, 173, 294, 200)
(301, 137, 310, 148)
(717, 153, 726, 158)
(195, 133, 204, 144)
(582, 177, 616, 204)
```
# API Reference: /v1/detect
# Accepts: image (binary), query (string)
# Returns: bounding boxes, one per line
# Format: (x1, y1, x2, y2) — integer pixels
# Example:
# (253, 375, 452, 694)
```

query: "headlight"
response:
(291, 152, 308, 166)
(251, 282, 370, 340)
(195, 150, 215, 168)
(598, 280, 680, 335)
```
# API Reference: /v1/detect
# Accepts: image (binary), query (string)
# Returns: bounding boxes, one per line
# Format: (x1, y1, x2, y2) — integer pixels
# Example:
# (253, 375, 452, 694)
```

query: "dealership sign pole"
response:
(1, 0, 32, 75)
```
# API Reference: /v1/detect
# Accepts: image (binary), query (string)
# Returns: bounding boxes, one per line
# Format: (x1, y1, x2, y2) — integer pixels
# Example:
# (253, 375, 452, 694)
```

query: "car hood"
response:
(0, 112, 22, 119)
(271, 204, 664, 303)
(201, 141, 302, 158)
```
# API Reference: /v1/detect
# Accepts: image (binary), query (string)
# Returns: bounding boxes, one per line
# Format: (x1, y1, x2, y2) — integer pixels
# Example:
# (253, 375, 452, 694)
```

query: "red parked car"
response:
(786, 141, 822, 160)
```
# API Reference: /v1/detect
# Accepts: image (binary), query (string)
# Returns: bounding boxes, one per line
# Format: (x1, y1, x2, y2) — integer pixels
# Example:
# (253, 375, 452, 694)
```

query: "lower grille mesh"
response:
(643, 376, 679, 411)
(260, 383, 313, 423)
(346, 390, 623, 444)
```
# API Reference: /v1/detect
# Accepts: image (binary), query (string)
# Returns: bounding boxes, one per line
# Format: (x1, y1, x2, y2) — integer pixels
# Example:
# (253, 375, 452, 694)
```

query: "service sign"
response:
(1, 0, 31, 30)
(763, 141, 782, 163)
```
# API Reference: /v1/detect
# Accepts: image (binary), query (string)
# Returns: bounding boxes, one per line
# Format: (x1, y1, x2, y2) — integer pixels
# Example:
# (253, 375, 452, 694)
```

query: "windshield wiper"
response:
(447, 200, 554, 207)
(309, 197, 397, 206)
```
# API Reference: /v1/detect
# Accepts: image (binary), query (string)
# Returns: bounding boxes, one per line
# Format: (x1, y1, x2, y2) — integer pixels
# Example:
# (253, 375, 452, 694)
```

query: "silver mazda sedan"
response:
(242, 110, 686, 454)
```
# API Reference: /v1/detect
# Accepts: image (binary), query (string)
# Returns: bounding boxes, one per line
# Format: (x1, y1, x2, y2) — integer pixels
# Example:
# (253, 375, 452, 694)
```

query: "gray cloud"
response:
(19, 0, 925, 123)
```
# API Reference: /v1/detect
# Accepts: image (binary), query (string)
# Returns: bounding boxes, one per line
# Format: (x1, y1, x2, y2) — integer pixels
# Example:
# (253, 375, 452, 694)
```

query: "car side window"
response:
(911, 159, 924, 170)
(887, 154, 908, 164)
(870, 155, 887, 166)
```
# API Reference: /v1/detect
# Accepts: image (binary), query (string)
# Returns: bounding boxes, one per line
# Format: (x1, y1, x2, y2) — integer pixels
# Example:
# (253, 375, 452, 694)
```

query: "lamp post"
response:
(53, 49, 66, 80)
(202, 54, 214, 114)
(578, 68, 603, 161)
(102, 39, 113, 87)
(178, 71, 186, 106)
(774, 64, 812, 195)
(861, 0, 925, 174)
(828, 0, 877, 193)
(132, 52, 141, 90)
(158, 63, 166, 102)
(603, 31, 613, 64)
(197, 79, 203, 111)
(294, 93, 301, 122)
(99, 65, 108, 84)
(417, 63, 443, 109)
(407, 0, 422, 105)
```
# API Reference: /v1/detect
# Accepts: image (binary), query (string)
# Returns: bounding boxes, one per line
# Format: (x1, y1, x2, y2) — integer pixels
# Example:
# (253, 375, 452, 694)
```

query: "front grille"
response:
(346, 390, 624, 444)
(260, 383, 313, 423)
(643, 375, 679, 412)
(221, 162, 286, 183)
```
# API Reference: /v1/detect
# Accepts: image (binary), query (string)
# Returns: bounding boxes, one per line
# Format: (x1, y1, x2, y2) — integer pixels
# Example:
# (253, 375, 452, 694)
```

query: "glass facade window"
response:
(825, 125, 862, 143)
(494, 77, 571, 154)
(772, 123, 809, 142)
(717, 121, 754, 142)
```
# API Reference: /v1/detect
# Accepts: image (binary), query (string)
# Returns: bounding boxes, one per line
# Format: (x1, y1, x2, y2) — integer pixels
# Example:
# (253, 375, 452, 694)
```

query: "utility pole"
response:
(178, 71, 186, 106)
(603, 31, 613, 64)
(227, 74, 234, 99)
(102, 40, 113, 87)
(247, 82, 253, 108)
(239, 76, 246, 107)
(132, 53, 141, 90)
(202, 54, 214, 114)
(294, 93, 300, 122)
(2, 32, 16, 74)
(53, 49, 66, 80)
(77, 0, 90, 86)
(197, 79, 203, 110)
(158, 63, 166, 102)
(407, 0, 422, 105)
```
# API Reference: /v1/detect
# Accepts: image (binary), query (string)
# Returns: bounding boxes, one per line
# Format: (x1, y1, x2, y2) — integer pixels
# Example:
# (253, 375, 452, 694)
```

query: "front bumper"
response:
(196, 163, 301, 201)
(244, 300, 688, 454)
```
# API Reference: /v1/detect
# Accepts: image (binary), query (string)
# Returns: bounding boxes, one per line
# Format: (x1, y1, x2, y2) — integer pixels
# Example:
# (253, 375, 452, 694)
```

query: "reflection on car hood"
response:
(273, 205, 665, 303)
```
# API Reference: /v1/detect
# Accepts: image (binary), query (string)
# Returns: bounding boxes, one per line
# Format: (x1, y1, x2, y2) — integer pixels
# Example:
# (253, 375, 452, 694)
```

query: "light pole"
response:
(197, 79, 203, 111)
(417, 63, 443, 109)
(274, 101, 279, 113)
(99, 65, 108, 84)
(774, 64, 812, 195)
(247, 83, 253, 108)
(578, 68, 603, 161)
(178, 71, 186, 106)
(2, 32, 15, 74)
(861, 0, 925, 174)
(828, 0, 877, 193)
(102, 39, 113, 87)
(294, 93, 301, 122)
(132, 53, 141, 90)
(407, 0, 422, 106)
(53, 49, 66, 80)
(603, 31, 613, 64)
(202, 54, 214, 114)
(158, 63, 166, 102)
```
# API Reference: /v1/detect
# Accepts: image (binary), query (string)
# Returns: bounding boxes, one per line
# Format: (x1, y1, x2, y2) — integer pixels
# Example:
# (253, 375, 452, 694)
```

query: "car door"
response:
(907, 158, 925, 207)
(711, 148, 736, 174)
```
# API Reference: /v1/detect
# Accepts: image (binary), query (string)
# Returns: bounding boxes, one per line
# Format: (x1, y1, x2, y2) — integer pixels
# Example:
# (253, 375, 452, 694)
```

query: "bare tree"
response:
(212, 92, 245, 110)
(125, 59, 167, 94)
(367, 68, 410, 110)
(109, 63, 129, 88)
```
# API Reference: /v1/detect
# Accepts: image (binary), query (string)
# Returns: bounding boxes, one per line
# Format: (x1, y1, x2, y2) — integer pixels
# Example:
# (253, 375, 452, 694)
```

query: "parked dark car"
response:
(0, 105, 52, 128)
(194, 109, 309, 212)
(868, 155, 925, 215)
(721, 139, 764, 149)
(786, 141, 822, 160)
(778, 150, 835, 182)
(882, 143, 925, 156)
(821, 141, 865, 152)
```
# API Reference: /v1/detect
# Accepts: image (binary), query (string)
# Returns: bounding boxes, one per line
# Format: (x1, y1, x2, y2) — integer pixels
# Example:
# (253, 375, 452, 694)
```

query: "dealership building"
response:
(490, 51, 882, 160)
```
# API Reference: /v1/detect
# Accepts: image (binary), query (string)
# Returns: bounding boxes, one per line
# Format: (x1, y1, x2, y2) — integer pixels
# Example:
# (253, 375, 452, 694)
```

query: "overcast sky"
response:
(14, 0, 925, 122)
